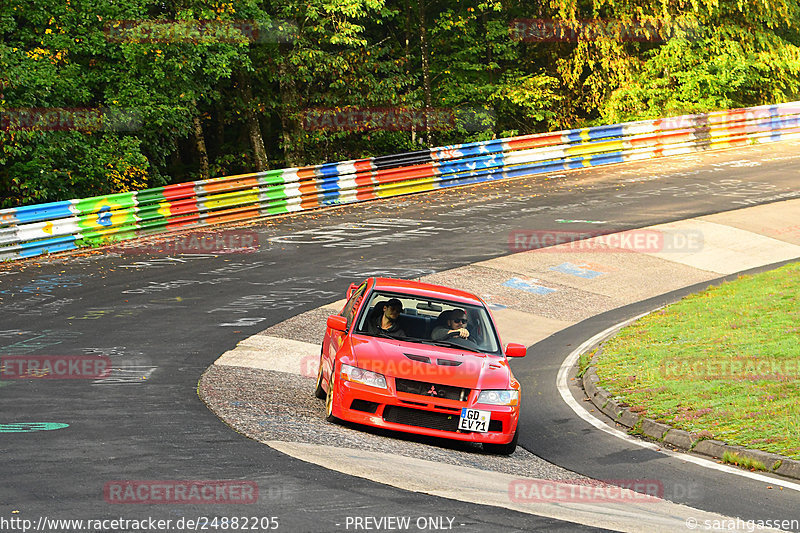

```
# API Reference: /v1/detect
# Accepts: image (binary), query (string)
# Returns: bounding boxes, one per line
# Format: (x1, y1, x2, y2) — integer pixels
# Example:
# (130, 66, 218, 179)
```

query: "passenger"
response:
(431, 309, 470, 341)
(465, 308, 485, 345)
(367, 298, 406, 337)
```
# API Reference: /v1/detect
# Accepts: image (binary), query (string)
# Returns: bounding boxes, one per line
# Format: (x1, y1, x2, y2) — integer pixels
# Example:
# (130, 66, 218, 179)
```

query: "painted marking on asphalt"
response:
(0, 423, 69, 433)
(219, 317, 267, 327)
(122, 277, 237, 295)
(555, 219, 607, 224)
(92, 365, 156, 385)
(208, 288, 338, 314)
(0, 297, 75, 317)
(481, 294, 509, 310)
(0, 329, 83, 355)
(502, 277, 557, 295)
(0, 275, 83, 295)
(117, 254, 219, 269)
(550, 262, 605, 279)
(0, 330, 33, 338)
(557, 313, 800, 493)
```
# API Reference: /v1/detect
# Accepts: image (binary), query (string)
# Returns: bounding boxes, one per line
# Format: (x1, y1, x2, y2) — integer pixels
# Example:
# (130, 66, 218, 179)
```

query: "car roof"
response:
(369, 277, 484, 306)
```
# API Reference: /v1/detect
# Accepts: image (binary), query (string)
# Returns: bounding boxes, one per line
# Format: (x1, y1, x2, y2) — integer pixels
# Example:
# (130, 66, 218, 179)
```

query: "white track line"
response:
(557, 312, 800, 493)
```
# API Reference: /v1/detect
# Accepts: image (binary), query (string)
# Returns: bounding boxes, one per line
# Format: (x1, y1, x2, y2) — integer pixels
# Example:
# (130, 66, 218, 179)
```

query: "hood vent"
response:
(404, 354, 463, 367)
(404, 353, 432, 364)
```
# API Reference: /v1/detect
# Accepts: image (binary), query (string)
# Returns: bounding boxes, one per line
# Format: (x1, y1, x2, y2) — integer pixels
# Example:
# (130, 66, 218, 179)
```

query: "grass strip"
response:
(593, 262, 800, 459)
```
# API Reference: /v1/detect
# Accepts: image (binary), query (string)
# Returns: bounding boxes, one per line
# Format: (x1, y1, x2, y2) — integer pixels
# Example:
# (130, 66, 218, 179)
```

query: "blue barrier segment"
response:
(11, 201, 74, 224)
(18, 235, 78, 258)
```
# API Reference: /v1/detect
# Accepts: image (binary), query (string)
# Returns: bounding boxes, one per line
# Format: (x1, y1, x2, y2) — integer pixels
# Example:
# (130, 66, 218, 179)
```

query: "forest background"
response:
(2, 0, 799, 208)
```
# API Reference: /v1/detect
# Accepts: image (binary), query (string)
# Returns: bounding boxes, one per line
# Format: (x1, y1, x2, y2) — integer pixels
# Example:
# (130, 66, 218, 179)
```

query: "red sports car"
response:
(315, 277, 526, 454)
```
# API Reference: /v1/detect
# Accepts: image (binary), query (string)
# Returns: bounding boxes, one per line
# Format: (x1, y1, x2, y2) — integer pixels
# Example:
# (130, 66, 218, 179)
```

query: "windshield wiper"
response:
(417, 338, 484, 353)
(366, 331, 485, 353)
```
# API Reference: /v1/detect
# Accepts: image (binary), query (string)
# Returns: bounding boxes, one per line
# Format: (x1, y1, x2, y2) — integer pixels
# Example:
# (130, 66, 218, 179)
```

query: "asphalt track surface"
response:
(1, 142, 799, 532)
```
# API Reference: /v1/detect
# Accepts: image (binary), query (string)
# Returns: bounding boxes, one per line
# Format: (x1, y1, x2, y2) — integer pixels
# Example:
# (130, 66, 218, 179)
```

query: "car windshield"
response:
(355, 290, 502, 355)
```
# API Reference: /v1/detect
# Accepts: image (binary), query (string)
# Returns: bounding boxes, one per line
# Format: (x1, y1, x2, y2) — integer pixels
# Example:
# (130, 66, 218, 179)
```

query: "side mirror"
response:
(346, 283, 358, 299)
(505, 343, 526, 358)
(327, 315, 348, 332)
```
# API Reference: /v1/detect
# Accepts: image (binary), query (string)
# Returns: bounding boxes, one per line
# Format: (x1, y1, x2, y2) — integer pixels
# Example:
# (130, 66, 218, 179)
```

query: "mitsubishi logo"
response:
(427, 385, 438, 396)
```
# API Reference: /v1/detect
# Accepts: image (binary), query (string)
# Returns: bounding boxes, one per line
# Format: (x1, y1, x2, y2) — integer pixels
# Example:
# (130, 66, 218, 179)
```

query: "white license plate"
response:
(458, 408, 491, 432)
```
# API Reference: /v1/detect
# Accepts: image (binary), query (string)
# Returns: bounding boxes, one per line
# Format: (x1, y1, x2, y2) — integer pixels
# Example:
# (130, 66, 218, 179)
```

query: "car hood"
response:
(348, 336, 515, 390)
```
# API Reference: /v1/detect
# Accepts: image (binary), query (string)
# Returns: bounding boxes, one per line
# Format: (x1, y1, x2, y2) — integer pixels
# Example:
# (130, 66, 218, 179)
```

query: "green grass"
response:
(593, 262, 800, 459)
(578, 348, 597, 378)
(721, 451, 767, 471)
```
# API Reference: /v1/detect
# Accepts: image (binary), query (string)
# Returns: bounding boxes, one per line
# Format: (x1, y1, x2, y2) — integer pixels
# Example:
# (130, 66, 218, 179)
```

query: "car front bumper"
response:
(330, 377, 519, 444)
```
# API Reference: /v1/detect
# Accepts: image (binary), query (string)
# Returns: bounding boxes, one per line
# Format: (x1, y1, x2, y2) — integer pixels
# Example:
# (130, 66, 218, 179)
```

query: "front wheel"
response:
(483, 429, 518, 455)
(314, 353, 326, 399)
(325, 364, 338, 422)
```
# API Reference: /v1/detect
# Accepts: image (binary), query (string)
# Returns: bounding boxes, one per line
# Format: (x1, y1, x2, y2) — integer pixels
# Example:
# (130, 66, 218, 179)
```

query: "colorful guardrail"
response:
(2, 101, 800, 261)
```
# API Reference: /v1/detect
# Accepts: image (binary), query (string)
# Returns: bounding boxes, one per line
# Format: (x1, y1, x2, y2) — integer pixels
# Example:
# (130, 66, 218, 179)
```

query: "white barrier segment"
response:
(15, 217, 82, 242)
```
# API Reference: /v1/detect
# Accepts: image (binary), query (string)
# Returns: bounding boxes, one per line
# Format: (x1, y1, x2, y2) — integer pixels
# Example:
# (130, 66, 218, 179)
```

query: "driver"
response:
(431, 309, 470, 341)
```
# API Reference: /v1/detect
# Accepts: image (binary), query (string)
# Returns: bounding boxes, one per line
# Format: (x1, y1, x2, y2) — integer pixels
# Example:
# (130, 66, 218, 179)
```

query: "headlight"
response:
(476, 389, 519, 406)
(341, 364, 387, 389)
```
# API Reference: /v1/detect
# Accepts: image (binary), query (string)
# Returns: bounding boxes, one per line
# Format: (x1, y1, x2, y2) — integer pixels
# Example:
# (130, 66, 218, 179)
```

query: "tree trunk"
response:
(239, 72, 269, 171)
(278, 56, 304, 167)
(192, 103, 210, 180)
(483, 11, 495, 85)
(406, 0, 416, 145)
(214, 103, 225, 158)
(417, 0, 432, 147)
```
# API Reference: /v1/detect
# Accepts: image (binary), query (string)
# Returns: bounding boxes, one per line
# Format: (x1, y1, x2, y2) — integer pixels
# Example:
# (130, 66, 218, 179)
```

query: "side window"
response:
(355, 293, 382, 333)
(340, 283, 367, 329)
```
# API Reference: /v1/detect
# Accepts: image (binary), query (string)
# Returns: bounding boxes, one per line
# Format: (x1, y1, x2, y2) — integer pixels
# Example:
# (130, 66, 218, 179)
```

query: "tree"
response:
(0, 0, 157, 207)
(2, 0, 798, 207)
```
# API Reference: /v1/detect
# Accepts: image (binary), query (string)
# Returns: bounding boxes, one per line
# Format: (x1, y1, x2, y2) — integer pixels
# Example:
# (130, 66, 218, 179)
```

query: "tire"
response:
(483, 429, 518, 455)
(324, 364, 338, 422)
(314, 352, 326, 399)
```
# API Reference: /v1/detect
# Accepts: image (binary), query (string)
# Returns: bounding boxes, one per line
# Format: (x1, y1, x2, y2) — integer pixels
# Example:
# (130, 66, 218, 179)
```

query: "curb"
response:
(581, 344, 800, 482)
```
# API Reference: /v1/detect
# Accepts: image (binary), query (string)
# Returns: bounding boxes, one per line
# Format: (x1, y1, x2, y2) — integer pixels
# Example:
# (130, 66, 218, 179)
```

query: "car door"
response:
(324, 281, 368, 379)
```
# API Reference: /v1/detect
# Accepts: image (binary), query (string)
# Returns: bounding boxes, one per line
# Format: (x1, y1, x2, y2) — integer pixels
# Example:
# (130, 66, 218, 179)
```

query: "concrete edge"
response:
(580, 345, 800, 481)
(263, 440, 771, 533)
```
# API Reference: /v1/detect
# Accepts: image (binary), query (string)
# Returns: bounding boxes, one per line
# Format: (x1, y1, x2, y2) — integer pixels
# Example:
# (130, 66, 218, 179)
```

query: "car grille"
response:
(395, 378, 469, 401)
(383, 406, 460, 432)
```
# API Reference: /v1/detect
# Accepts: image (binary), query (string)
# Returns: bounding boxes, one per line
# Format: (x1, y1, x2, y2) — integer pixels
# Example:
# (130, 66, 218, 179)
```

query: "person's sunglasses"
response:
(452, 317, 467, 324)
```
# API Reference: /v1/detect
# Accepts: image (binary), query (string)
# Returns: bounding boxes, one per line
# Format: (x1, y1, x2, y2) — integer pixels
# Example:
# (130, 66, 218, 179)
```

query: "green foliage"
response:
(601, 30, 800, 122)
(2, 0, 799, 206)
(2, 132, 151, 206)
(490, 71, 563, 134)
